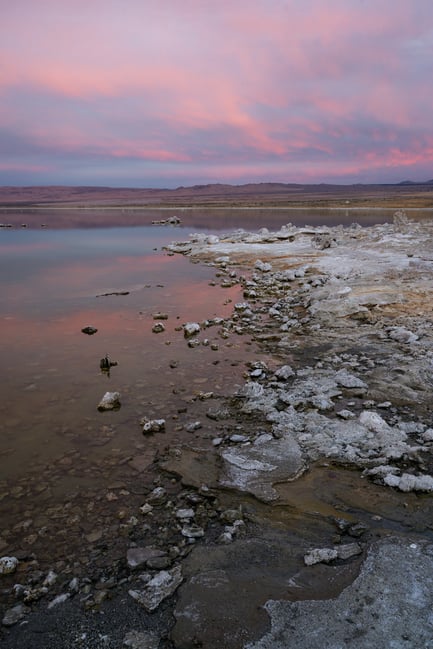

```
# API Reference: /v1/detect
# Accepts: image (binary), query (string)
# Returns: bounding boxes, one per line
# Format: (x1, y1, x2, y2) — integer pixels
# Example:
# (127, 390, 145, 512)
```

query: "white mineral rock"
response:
(0, 556, 18, 575)
(97, 391, 121, 411)
(183, 322, 201, 338)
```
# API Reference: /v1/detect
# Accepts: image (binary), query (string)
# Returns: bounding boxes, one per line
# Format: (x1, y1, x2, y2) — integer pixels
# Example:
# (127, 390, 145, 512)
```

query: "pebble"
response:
(181, 524, 205, 538)
(0, 556, 18, 575)
(147, 487, 167, 505)
(142, 419, 166, 434)
(175, 508, 195, 520)
(47, 592, 70, 609)
(230, 434, 250, 443)
(185, 421, 202, 433)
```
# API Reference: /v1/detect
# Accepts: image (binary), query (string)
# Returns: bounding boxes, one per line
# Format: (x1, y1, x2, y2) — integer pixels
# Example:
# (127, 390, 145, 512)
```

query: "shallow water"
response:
(0, 222, 238, 480)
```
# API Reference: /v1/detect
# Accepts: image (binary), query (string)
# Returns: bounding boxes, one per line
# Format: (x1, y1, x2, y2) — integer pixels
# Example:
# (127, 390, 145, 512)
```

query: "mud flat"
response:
(2, 211, 433, 648)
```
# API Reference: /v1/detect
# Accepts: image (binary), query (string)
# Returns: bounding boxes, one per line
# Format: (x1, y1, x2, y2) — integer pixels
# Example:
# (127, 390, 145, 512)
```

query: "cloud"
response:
(1, 0, 433, 186)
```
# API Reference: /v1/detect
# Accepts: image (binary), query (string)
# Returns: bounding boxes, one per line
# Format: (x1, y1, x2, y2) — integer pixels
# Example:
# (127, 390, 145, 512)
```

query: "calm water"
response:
(1, 206, 429, 482)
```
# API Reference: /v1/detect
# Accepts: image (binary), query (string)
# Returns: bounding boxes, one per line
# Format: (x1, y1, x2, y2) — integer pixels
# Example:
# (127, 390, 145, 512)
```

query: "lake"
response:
(0, 206, 428, 575)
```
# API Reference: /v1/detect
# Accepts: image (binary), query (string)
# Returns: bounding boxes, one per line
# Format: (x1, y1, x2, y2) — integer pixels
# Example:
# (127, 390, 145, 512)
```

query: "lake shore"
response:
(2, 210, 433, 648)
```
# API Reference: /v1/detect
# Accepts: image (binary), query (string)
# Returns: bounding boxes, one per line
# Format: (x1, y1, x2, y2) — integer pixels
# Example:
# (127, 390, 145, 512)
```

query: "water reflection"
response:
(3, 205, 431, 231)
(0, 220, 252, 483)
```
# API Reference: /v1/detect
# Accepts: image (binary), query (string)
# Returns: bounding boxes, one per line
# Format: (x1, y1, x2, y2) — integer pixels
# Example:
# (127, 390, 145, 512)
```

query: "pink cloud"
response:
(1, 1, 433, 185)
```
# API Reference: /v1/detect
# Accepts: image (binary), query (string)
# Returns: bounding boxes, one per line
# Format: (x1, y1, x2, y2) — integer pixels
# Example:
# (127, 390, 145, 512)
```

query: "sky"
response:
(1, 0, 433, 188)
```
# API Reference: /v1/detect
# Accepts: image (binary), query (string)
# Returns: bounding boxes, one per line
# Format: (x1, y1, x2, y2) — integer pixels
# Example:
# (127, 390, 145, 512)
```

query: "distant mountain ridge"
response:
(0, 180, 432, 207)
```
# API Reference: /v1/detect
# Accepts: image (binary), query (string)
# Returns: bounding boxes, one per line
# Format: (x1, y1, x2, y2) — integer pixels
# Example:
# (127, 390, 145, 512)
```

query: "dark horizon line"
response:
(1, 179, 433, 192)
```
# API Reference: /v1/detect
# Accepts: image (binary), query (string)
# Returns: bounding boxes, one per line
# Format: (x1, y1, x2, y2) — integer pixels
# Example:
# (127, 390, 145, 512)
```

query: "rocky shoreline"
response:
(2, 212, 433, 648)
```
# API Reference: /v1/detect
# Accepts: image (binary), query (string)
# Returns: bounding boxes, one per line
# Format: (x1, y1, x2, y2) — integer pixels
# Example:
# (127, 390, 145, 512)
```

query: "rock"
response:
(81, 326, 98, 335)
(185, 421, 202, 433)
(229, 434, 250, 443)
(384, 473, 433, 492)
(128, 565, 183, 612)
(255, 260, 272, 272)
(153, 312, 168, 320)
(388, 326, 418, 344)
(181, 524, 205, 538)
(421, 428, 433, 442)
(69, 577, 79, 593)
(335, 543, 363, 560)
(97, 391, 121, 411)
(312, 233, 336, 249)
(183, 322, 201, 338)
(123, 630, 160, 649)
(274, 365, 295, 380)
(147, 487, 167, 505)
(152, 322, 165, 333)
(0, 556, 18, 575)
(348, 523, 369, 538)
(141, 418, 166, 434)
(234, 302, 251, 312)
(152, 216, 181, 226)
(100, 355, 118, 371)
(332, 518, 352, 533)
(2, 603, 29, 627)
(47, 593, 70, 609)
(336, 409, 355, 419)
(303, 548, 338, 566)
(43, 570, 58, 586)
(358, 410, 390, 433)
(206, 407, 231, 420)
(196, 391, 214, 400)
(335, 369, 367, 390)
(175, 508, 195, 520)
(127, 547, 168, 570)
(220, 433, 305, 502)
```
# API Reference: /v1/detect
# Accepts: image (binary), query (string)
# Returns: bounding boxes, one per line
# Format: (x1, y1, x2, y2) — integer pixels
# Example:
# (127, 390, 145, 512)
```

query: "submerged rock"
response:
(152, 322, 165, 333)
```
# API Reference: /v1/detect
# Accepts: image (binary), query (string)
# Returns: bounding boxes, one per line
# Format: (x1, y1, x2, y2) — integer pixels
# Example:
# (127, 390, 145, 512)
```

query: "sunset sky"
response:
(1, 0, 433, 188)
